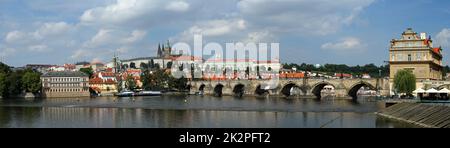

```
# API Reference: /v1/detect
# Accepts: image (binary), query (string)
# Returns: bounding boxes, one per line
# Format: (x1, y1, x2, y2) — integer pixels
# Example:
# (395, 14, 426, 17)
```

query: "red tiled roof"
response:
(100, 72, 115, 77)
(433, 48, 441, 54)
(89, 77, 117, 84)
(89, 77, 103, 84)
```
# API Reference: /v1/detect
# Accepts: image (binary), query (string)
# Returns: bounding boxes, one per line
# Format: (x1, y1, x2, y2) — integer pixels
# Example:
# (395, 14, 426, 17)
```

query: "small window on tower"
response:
(408, 54, 412, 61)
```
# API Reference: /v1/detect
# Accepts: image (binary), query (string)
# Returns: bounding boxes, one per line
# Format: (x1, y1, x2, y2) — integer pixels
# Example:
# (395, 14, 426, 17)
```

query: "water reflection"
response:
(0, 96, 416, 128)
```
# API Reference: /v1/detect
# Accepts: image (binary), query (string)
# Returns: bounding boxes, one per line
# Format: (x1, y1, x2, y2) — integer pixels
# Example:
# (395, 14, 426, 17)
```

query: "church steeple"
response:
(166, 40, 171, 49)
(157, 43, 162, 57)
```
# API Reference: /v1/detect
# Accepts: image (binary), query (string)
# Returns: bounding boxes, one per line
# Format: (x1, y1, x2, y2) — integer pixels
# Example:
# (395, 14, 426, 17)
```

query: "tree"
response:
(141, 70, 152, 90)
(130, 62, 136, 69)
(167, 62, 173, 69)
(442, 65, 450, 80)
(154, 63, 161, 70)
(22, 72, 42, 94)
(393, 70, 416, 96)
(0, 62, 11, 74)
(169, 76, 188, 91)
(7, 73, 23, 96)
(149, 59, 155, 69)
(0, 73, 7, 97)
(123, 64, 129, 69)
(125, 75, 136, 91)
(140, 62, 149, 70)
(79, 67, 94, 78)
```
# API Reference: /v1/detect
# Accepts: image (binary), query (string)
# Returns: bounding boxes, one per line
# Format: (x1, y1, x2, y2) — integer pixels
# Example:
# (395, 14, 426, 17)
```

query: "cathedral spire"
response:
(157, 43, 162, 57)
(166, 40, 171, 49)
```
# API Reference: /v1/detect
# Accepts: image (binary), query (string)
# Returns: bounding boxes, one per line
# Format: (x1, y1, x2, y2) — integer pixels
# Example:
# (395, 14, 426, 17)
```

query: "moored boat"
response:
(135, 91, 162, 96)
(116, 91, 134, 97)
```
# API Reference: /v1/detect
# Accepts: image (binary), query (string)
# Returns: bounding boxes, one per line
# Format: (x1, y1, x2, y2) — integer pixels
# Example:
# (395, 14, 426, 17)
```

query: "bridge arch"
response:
(347, 81, 376, 100)
(233, 84, 245, 97)
(198, 84, 206, 94)
(255, 84, 270, 96)
(213, 84, 224, 97)
(311, 82, 336, 99)
(281, 83, 301, 97)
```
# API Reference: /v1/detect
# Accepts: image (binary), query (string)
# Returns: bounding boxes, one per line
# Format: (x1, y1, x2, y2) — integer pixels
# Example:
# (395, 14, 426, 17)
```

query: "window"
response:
(417, 53, 421, 61)
(408, 54, 412, 61)
(391, 54, 395, 61)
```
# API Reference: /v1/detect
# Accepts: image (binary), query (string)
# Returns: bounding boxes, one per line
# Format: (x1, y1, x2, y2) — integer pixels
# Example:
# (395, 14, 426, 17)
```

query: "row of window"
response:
(44, 78, 87, 82)
(393, 42, 424, 48)
(47, 83, 86, 87)
(391, 53, 427, 62)
(47, 88, 87, 92)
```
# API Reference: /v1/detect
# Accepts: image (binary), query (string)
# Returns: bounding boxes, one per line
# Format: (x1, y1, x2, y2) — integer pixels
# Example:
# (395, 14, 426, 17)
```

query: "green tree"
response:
(393, 70, 416, 96)
(168, 76, 188, 91)
(0, 73, 7, 97)
(7, 73, 23, 96)
(22, 72, 42, 94)
(167, 62, 173, 69)
(79, 67, 94, 78)
(140, 62, 148, 70)
(141, 70, 152, 90)
(130, 62, 136, 69)
(125, 75, 136, 91)
(0, 62, 11, 74)
(442, 65, 450, 80)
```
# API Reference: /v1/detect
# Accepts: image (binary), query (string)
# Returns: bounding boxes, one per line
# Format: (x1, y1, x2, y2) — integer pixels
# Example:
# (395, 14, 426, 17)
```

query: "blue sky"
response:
(0, 0, 449, 67)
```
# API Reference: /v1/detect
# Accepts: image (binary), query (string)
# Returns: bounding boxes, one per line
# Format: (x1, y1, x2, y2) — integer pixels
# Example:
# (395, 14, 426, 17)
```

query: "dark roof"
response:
(42, 71, 89, 77)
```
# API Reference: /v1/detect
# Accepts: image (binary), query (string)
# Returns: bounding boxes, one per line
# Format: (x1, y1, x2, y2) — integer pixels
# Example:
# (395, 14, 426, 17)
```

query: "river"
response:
(0, 96, 417, 128)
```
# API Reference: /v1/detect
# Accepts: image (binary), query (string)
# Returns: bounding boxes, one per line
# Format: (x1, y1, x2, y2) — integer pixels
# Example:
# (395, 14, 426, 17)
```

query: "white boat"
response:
(136, 91, 162, 96)
(116, 91, 134, 97)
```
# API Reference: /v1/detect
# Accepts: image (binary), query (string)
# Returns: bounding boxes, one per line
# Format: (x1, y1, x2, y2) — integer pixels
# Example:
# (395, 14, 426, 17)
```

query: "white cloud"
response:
(28, 44, 51, 52)
(175, 19, 247, 41)
(5, 31, 25, 43)
(5, 22, 74, 45)
(321, 37, 366, 51)
(436, 28, 450, 49)
(0, 47, 16, 57)
(33, 22, 72, 39)
(85, 29, 147, 48)
(88, 29, 113, 47)
(166, 1, 190, 12)
(80, 0, 163, 26)
(116, 47, 129, 53)
(122, 30, 147, 44)
(71, 49, 90, 59)
(244, 31, 276, 43)
(237, 0, 374, 35)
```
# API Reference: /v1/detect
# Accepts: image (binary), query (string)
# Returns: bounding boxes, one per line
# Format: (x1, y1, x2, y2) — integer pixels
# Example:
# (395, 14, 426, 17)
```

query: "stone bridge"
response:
(188, 78, 390, 99)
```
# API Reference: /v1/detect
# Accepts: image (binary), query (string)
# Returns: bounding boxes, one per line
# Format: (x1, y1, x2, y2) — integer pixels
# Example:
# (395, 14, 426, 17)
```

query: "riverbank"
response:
(376, 103, 450, 128)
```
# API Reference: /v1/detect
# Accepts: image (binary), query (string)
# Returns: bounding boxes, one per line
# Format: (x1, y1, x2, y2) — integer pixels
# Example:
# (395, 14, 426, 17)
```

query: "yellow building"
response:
(389, 28, 443, 92)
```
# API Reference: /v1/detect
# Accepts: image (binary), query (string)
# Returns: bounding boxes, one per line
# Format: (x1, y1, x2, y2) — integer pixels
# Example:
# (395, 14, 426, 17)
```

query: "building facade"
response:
(41, 71, 90, 98)
(89, 72, 118, 96)
(389, 28, 444, 92)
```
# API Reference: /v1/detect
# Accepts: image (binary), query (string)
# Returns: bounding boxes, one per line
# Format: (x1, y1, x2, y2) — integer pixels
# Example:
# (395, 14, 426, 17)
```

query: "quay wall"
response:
(376, 103, 450, 128)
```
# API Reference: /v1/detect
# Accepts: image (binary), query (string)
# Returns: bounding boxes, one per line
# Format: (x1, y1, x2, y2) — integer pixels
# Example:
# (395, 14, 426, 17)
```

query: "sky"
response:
(0, 0, 450, 67)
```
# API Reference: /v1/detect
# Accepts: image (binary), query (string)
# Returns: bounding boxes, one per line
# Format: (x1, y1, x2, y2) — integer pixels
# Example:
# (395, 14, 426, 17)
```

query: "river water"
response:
(0, 96, 417, 128)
